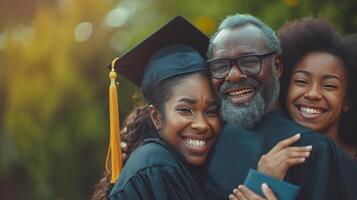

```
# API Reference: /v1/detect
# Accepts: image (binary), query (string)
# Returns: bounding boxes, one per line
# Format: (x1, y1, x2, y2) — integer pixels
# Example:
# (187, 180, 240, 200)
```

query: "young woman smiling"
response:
(279, 17, 357, 159)
(94, 16, 222, 200)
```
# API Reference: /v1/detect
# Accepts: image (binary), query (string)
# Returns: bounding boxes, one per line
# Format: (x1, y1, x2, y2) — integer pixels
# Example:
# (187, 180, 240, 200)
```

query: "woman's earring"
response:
(343, 103, 350, 112)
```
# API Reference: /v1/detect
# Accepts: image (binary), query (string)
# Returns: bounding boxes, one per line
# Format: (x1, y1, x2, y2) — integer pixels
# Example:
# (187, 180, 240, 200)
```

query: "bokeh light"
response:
(74, 22, 93, 42)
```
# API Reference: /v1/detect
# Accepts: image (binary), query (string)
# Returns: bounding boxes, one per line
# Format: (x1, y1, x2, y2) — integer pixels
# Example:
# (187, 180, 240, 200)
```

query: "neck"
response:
(334, 136, 356, 159)
(266, 100, 280, 113)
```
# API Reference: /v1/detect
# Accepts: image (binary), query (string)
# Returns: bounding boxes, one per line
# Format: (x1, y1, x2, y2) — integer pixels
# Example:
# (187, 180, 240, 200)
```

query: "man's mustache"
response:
(219, 78, 260, 95)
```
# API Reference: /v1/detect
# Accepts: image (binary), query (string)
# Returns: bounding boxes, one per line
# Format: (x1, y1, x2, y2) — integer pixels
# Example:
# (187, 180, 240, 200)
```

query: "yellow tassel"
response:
(105, 58, 123, 184)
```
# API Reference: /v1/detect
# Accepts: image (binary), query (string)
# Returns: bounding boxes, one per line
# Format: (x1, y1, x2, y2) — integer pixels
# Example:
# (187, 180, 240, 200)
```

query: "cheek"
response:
(286, 86, 301, 113)
(287, 84, 303, 101)
(326, 93, 345, 110)
(211, 79, 222, 94)
(212, 119, 222, 136)
(163, 115, 190, 136)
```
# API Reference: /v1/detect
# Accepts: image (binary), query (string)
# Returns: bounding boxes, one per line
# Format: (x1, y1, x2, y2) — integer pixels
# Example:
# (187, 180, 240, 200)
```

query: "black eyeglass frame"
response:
(207, 52, 276, 79)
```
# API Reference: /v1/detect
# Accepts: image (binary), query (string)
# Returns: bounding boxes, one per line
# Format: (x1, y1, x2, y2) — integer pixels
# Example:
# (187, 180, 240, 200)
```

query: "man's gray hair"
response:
(207, 13, 282, 59)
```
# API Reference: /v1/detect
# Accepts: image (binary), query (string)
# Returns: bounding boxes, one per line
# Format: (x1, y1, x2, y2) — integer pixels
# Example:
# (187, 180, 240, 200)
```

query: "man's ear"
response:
(148, 105, 162, 130)
(274, 54, 284, 78)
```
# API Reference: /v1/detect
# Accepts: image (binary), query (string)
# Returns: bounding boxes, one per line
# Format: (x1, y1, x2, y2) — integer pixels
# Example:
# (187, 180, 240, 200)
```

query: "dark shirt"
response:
(109, 138, 206, 200)
(203, 111, 357, 200)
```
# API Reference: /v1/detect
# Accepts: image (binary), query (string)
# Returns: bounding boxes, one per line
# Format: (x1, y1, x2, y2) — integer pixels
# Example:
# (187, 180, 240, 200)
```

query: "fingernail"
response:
(300, 157, 306, 161)
(262, 183, 269, 190)
(233, 188, 238, 193)
(295, 133, 301, 138)
(304, 152, 310, 157)
(305, 145, 312, 150)
(238, 185, 243, 189)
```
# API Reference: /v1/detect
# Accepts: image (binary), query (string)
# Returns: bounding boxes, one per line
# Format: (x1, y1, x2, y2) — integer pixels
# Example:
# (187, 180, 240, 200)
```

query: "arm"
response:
(258, 134, 312, 180)
(286, 138, 357, 200)
(228, 134, 309, 200)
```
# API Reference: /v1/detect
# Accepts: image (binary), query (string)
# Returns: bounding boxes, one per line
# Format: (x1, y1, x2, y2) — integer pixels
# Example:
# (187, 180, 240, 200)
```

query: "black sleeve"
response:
(109, 166, 205, 200)
(286, 138, 357, 200)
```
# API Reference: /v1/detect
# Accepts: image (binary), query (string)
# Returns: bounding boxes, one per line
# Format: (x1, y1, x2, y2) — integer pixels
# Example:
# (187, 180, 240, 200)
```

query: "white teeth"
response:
(299, 106, 322, 114)
(184, 138, 207, 148)
(229, 88, 254, 97)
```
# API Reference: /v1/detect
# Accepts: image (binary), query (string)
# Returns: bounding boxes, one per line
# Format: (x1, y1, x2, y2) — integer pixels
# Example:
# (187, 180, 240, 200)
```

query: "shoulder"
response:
(125, 139, 183, 172)
(109, 140, 191, 197)
(109, 164, 184, 199)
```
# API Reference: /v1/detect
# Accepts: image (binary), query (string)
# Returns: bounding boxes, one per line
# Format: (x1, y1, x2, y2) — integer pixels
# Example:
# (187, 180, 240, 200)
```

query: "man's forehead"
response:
(211, 25, 268, 57)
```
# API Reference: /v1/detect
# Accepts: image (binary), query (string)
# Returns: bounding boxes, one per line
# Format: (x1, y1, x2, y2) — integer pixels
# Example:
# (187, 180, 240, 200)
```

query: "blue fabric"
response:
(244, 169, 299, 200)
(140, 44, 207, 91)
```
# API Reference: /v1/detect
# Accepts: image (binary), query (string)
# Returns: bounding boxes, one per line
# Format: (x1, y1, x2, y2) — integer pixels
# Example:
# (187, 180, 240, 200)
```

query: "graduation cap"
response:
(106, 16, 209, 184)
(110, 15, 209, 87)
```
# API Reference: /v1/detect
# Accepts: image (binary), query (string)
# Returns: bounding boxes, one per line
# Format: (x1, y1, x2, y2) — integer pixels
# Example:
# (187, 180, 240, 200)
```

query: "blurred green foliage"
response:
(0, 0, 356, 199)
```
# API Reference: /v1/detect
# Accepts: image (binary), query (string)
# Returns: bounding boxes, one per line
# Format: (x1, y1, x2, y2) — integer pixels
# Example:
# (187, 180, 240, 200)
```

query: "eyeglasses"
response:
(208, 52, 276, 79)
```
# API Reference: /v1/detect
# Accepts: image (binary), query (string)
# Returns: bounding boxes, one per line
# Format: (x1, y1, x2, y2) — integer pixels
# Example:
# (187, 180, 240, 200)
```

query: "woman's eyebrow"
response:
(293, 69, 311, 76)
(323, 74, 342, 81)
(178, 98, 217, 105)
(178, 97, 198, 104)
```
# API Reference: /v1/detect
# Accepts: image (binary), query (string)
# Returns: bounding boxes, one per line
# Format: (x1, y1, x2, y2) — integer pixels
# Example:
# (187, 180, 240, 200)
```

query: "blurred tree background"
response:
(0, 0, 356, 199)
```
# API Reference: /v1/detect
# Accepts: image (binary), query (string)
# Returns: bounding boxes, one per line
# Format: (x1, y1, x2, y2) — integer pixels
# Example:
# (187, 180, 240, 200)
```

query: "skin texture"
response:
(210, 24, 283, 109)
(150, 73, 221, 166)
(286, 52, 348, 140)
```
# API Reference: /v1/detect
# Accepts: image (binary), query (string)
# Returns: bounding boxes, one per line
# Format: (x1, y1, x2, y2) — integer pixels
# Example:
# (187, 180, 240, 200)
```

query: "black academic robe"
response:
(109, 138, 206, 200)
(203, 111, 357, 200)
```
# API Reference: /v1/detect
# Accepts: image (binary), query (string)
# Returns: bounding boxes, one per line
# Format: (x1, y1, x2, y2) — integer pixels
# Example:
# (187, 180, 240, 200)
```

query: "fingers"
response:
(271, 133, 301, 153)
(238, 185, 264, 200)
(258, 144, 312, 179)
(122, 153, 128, 161)
(278, 147, 311, 159)
(121, 141, 128, 152)
(229, 187, 247, 200)
(120, 141, 129, 162)
(229, 194, 239, 200)
(228, 188, 240, 200)
(285, 145, 313, 153)
(261, 183, 277, 200)
(231, 184, 277, 200)
(285, 157, 307, 166)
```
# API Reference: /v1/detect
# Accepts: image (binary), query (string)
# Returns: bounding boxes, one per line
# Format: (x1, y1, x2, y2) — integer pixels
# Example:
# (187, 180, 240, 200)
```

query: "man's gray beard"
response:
(219, 72, 280, 129)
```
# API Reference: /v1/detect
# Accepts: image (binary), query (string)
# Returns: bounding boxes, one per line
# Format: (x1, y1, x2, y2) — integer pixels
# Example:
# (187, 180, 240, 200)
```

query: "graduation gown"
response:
(203, 111, 357, 200)
(109, 138, 206, 200)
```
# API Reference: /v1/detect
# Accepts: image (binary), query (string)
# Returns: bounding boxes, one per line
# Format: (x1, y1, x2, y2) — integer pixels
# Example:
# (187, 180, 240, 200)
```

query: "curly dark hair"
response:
(278, 16, 357, 146)
(92, 71, 208, 199)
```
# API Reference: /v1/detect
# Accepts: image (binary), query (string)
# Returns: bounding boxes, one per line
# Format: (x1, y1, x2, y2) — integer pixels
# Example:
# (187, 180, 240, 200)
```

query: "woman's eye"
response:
(177, 107, 192, 113)
(294, 79, 308, 85)
(205, 108, 219, 117)
(323, 84, 338, 89)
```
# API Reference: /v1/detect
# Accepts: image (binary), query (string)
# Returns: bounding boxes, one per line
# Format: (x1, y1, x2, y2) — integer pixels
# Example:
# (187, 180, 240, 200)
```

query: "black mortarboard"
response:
(110, 15, 209, 89)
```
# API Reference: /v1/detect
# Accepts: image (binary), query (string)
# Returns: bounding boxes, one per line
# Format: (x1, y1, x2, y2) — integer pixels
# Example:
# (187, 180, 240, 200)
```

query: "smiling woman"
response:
(278, 17, 357, 159)
(93, 16, 222, 200)
(286, 52, 348, 139)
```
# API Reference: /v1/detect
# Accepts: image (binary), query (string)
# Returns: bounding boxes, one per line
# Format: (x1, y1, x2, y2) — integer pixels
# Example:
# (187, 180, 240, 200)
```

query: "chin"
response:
(295, 120, 321, 132)
(186, 156, 206, 166)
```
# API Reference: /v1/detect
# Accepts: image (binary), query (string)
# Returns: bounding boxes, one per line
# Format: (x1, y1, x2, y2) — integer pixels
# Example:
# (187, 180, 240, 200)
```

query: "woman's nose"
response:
(304, 84, 322, 100)
(190, 114, 209, 133)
